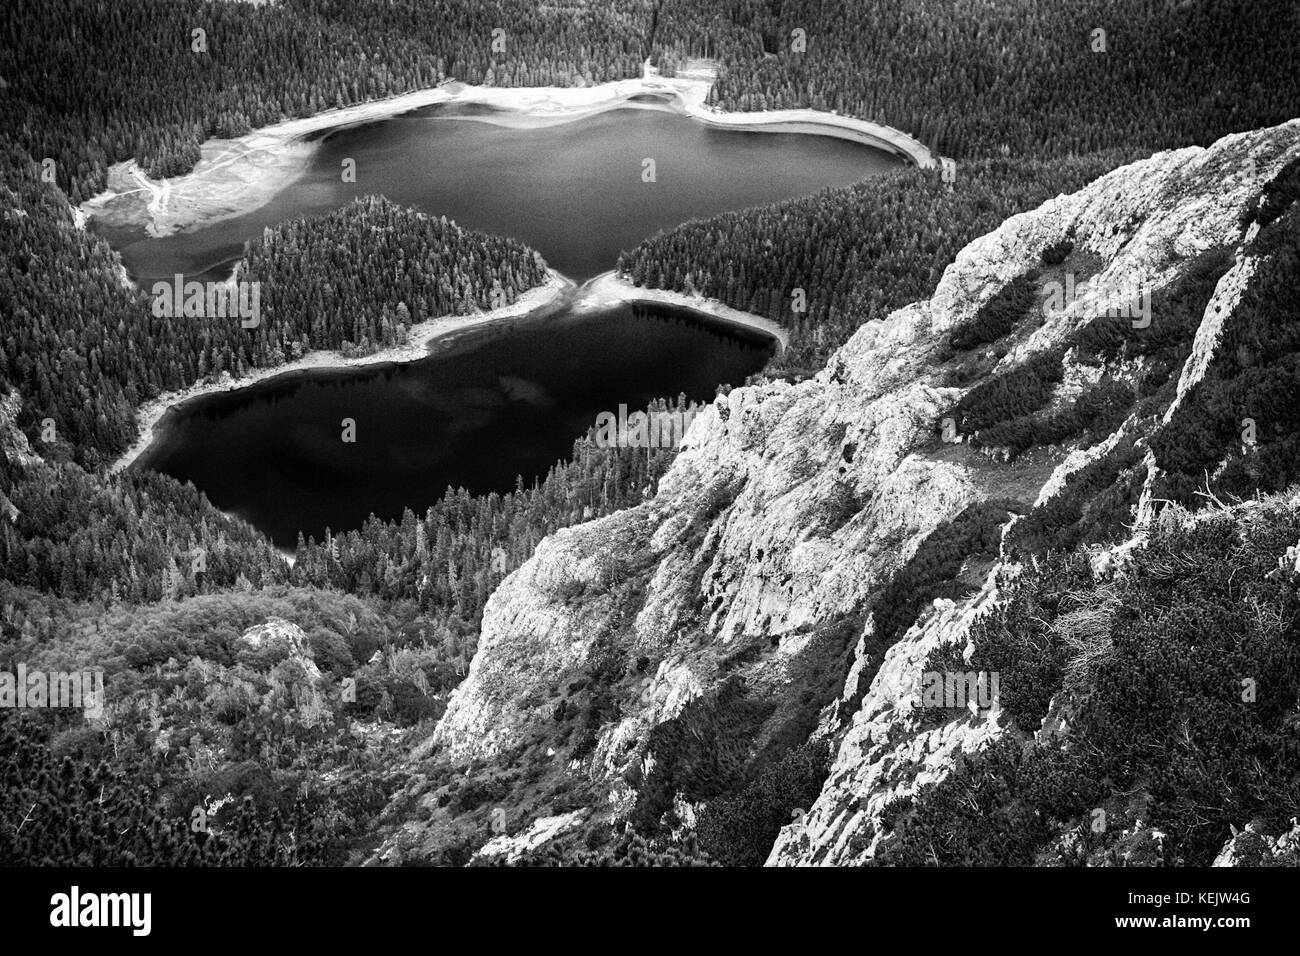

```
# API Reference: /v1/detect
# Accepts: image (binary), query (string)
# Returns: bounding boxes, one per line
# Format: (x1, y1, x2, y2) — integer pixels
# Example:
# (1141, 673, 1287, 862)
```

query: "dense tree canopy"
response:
(3, 0, 1300, 867)
(0, 179, 547, 467)
(659, 0, 1300, 160)
(1, 0, 656, 200)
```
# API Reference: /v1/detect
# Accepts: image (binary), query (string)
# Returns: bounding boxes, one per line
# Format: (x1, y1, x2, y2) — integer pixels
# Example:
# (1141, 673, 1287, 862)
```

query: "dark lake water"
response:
(100, 104, 897, 545)
(93, 103, 899, 284)
(138, 302, 773, 547)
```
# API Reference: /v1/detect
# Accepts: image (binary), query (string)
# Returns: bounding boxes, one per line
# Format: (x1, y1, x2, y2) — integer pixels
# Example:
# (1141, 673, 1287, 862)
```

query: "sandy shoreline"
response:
(79, 63, 932, 238)
(109, 270, 572, 474)
(577, 271, 789, 353)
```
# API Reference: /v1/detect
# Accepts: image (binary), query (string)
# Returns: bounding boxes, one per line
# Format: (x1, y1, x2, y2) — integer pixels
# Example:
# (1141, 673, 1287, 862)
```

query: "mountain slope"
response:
(371, 120, 1300, 865)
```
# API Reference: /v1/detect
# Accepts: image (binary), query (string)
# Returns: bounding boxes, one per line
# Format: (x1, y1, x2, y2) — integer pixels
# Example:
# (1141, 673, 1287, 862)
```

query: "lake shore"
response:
(109, 269, 572, 474)
(576, 271, 789, 354)
(79, 64, 932, 238)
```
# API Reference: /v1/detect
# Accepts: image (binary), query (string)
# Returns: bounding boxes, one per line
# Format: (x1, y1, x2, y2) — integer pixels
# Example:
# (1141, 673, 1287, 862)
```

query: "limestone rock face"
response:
(477, 811, 587, 864)
(379, 120, 1300, 864)
(1213, 820, 1300, 867)
(768, 124, 1300, 866)
(0, 391, 43, 524)
(0, 391, 41, 470)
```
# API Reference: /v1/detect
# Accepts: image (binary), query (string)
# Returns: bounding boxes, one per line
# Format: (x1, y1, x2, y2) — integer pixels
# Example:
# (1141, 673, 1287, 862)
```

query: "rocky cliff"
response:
(372, 120, 1300, 866)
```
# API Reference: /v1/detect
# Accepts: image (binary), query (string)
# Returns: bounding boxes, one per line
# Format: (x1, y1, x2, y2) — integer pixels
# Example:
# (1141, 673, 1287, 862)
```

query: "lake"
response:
(93, 102, 899, 284)
(137, 301, 774, 547)
(98, 103, 899, 545)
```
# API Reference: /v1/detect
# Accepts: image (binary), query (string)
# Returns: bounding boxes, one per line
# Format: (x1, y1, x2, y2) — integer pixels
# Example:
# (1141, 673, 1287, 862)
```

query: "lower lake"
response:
(138, 301, 774, 548)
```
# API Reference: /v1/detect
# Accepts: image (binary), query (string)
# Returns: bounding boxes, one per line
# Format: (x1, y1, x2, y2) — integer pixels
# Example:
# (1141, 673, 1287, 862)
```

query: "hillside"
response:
(367, 120, 1300, 865)
(4, 1, 1300, 875)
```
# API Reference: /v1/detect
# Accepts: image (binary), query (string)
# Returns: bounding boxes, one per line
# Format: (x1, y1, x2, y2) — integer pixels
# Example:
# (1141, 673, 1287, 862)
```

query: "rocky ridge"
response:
(372, 120, 1300, 865)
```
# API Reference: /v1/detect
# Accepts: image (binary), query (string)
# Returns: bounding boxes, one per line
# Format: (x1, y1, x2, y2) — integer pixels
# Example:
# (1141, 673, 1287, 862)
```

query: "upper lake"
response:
(92, 102, 901, 284)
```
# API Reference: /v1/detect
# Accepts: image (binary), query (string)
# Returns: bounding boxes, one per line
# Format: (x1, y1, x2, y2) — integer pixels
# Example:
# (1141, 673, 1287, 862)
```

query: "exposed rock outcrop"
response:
(1214, 820, 1300, 866)
(235, 617, 322, 683)
(373, 120, 1300, 865)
